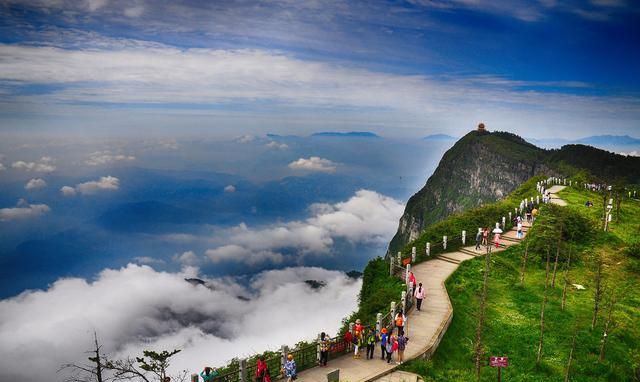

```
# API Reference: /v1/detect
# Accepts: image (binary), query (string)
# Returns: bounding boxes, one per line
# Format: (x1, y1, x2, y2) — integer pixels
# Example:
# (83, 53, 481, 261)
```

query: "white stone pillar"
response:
(281, 345, 289, 370)
(401, 291, 407, 313)
(405, 264, 410, 283)
(389, 256, 394, 276)
(411, 246, 416, 263)
(426, 242, 430, 257)
(443, 235, 447, 250)
(239, 358, 247, 382)
(376, 313, 382, 334)
(462, 230, 466, 245)
(502, 216, 506, 228)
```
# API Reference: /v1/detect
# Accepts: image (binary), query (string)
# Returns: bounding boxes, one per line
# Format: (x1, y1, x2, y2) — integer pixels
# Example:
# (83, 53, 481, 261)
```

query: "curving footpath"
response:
(297, 188, 570, 382)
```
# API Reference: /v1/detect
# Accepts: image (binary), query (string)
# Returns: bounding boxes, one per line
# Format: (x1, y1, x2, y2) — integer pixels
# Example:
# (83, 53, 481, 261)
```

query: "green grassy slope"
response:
(401, 185, 640, 381)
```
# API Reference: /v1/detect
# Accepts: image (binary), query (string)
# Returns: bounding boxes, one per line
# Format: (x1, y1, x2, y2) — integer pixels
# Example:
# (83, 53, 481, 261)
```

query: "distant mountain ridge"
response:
(388, 129, 640, 255)
(311, 131, 380, 138)
(528, 134, 640, 147)
(423, 134, 457, 141)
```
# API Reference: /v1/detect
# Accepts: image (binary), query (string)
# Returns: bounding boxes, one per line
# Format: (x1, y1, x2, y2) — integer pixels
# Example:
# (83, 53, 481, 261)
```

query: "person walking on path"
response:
(394, 310, 406, 336)
(414, 282, 426, 311)
(200, 367, 218, 382)
(475, 228, 482, 250)
(396, 331, 409, 364)
(482, 227, 489, 246)
(343, 330, 352, 352)
(408, 271, 417, 296)
(283, 354, 296, 382)
(494, 231, 501, 248)
(385, 334, 396, 364)
(255, 357, 271, 382)
(379, 328, 388, 360)
(353, 329, 363, 359)
(319, 332, 330, 366)
(517, 221, 523, 239)
(365, 328, 377, 360)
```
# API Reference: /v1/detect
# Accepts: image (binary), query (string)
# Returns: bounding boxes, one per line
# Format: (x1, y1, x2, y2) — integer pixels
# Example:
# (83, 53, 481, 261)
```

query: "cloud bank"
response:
(61, 176, 120, 196)
(0, 264, 360, 382)
(0, 200, 50, 221)
(11, 157, 56, 173)
(86, 151, 136, 166)
(205, 190, 404, 266)
(25, 178, 47, 190)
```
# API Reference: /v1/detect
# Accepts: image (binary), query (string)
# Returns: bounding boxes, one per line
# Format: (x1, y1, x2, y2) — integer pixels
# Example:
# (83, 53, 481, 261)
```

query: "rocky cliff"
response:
(387, 130, 553, 255)
(388, 129, 640, 255)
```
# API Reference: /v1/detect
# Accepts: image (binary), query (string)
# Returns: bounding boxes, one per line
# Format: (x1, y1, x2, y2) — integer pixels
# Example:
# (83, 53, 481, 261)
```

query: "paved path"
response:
(298, 219, 532, 382)
(547, 185, 567, 206)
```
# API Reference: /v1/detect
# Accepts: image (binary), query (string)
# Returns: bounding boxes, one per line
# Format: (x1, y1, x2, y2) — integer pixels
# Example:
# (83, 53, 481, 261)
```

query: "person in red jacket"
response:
(256, 357, 271, 382)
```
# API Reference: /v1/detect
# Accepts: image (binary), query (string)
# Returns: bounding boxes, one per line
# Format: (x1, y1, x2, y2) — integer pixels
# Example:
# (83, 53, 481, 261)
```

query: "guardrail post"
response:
(462, 230, 466, 245)
(239, 358, 247, 382)
(502, 216, 506, 229)
(191, 374, 198, 382)
(376, 313, 382, 334)
(509, 212, 512, 223)
(390, 301, 396, 318)
(316, 333, 322, 364)
(405, 264, 411, 284)
(401, 291, 407, 314)
(443, 235, 447, 250)
(426, 242, 430, 257)
(515, 207, 518, 217)
(536, 195, 540, 205)
(349, 322, 354, 336)
(411, 246, 416, 263)
(389, 256, 394, 276)
(397, 252, 401, 267)
(281, 345, 289, 370)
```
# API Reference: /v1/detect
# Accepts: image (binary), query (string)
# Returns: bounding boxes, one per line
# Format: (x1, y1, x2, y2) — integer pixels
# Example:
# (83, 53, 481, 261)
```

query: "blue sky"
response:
(0, 0, 639, 138)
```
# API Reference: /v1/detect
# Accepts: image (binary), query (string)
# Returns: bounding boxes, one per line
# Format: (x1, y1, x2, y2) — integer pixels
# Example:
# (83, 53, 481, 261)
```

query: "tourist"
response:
(494, 231, 501, 248)
(255, 357, 271, 382)
(414, 282, 425, 311)
(343, 329, 353, 352)
(319, 332, 330, 366)
(283, 354, 296, 382)
(365, 328, 377, 360)
(475, 228, 482, 250)
(394, 310, 406, 335)
(516, 221, 523, 239)
(353, 329, 363, 359)
(200, 367, 218, 382)
(408, 271, 417, 296)
(385, 334, 395, 364)
(396, 331, 409, 364)
(379, 328, 388, 360)
(482, 227, 489, 246)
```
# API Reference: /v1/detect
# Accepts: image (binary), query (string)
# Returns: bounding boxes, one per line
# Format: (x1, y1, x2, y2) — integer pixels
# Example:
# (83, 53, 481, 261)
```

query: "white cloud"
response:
(619, 150, 639, 157)
(205, 245, 284, 266)
(25, 178, 47, 191)
(0, 163, 5, 171)
(124, 5, 144, 17)
(173, 251, 198, 266)
(11, 157, 56, 173)
(0, 264, 360, 382)
(60, 186, 77, 197)
(266, 141, 289, 150)
(224, 185, 236, 193)
(85, 151, 135, 166)
(62, 176, 120, 196)
(288, 157, 337, 172)
(236, 135, 256, 143)
(0, 200, 50, 222)
(205, 190, 404, 265)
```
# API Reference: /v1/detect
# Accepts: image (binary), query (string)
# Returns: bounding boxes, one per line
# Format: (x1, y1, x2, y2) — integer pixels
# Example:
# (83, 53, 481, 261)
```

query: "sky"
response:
(0, 0, 639, 138)
(1, 1, 640, 381)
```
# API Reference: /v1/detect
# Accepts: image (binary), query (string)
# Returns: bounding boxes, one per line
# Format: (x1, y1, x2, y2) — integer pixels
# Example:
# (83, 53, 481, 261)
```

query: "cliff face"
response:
(388, 130, 554, 254)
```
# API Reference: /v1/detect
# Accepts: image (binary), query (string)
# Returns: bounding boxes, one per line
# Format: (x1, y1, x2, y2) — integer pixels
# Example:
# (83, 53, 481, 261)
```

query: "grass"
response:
(401, 183, 640, 381)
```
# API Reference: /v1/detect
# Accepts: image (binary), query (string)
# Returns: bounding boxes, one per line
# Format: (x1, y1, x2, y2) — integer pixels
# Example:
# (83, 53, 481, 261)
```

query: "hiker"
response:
(282, 354, 296, 382)
(482, 227, 489, 246)
(494, 231, 501, 248)
(343, 329, 353, 351)
(319, 332, 330, 366)
(517, 221, 523, 239)
(475, 228, 482, 250)
(408, 271, 417, 296)
(255, 357, 271, 382)
(385, 334, 395, 364)
(379, 327, 388, 360)
(200, 367, 218, 382)
(365, 328, 377, 359)
(414, 282, 425, 311)
(353, 329, 363, 358)
(396, 331, 409, 364)
(394, 310, 406, 335)
(354, 318, 363, 335)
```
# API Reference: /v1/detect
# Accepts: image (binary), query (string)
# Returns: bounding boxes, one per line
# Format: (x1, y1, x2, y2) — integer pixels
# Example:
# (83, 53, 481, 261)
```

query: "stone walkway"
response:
(297, 217, 533, 382)
(547, 185, 567, 206)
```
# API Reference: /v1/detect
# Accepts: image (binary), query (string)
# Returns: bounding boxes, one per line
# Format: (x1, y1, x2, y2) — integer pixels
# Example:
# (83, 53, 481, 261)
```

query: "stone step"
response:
(459, 248, 484, 257)
(435, 255, 461, 265)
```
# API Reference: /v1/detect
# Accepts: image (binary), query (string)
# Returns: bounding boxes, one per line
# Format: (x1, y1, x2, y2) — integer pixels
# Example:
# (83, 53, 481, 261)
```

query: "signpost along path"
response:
(489, 356, 508, 381)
